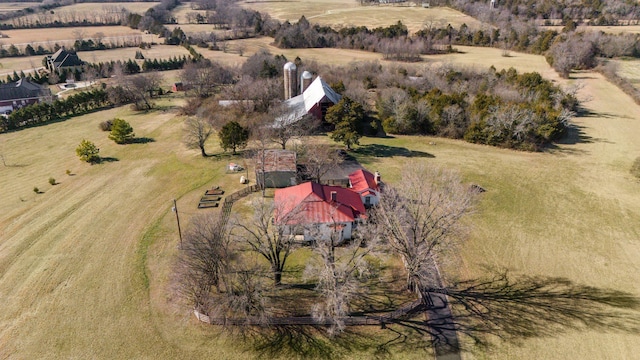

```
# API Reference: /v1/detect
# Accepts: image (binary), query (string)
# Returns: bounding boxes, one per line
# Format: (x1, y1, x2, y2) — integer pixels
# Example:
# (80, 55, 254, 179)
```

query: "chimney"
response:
(374, 171, 381, 184)
(330, 191, 337, 202)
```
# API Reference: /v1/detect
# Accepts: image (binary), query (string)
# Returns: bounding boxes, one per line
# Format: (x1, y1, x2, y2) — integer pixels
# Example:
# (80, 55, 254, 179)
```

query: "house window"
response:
(365, 197, 371, 206)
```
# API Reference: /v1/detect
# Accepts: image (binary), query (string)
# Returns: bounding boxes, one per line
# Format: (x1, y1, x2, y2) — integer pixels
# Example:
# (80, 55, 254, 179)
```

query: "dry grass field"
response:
(240, 0, 487, 33)
(0, 26, 158, 48)
(171, 2, 207, 24)
(612, 58, 640, 85)
(0, 2, 39, 14)
(1, 2, 156, 26)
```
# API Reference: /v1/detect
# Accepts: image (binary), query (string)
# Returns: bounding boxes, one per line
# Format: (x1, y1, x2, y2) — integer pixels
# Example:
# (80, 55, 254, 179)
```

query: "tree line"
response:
(0, 88, 110, 132)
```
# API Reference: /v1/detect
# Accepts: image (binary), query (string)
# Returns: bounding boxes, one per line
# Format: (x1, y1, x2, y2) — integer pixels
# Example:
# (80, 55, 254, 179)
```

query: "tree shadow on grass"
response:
(130, 137, 155, 144)
(546, 123, 613, 154)
(98, 157, 119, 163)
(353, 144, 434, 159)
(233, 271, 640, 358)
(420, 271, 640, 351)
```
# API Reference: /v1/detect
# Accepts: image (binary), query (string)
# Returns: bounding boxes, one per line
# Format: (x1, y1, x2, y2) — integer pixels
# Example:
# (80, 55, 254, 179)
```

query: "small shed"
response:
(255, 150, 297, 188)
(172, 82, 184, 92)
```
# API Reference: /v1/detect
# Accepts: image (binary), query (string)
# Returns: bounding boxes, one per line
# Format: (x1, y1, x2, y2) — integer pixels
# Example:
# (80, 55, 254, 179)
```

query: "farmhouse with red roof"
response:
(348, 169, 381, 207)
(274, 182, 366, 242)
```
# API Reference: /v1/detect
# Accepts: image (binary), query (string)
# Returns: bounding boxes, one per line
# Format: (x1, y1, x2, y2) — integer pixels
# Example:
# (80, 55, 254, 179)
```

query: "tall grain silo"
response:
(283, 62, 297, 100)
(300, 71, 313, 94)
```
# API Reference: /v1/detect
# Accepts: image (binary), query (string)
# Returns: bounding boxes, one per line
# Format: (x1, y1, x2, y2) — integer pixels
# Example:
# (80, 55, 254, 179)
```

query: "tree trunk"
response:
(199, 145, 207, 157)
(274, 270, 282, 286)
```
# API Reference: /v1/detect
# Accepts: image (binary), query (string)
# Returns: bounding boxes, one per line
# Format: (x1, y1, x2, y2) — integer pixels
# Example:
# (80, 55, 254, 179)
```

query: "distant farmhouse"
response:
(0, 78, 52, 114)
(46, 47, 83, 72)
(278, 62, 341, 126)
(255, 149, 297, 188)
(274, 182, 367, 242)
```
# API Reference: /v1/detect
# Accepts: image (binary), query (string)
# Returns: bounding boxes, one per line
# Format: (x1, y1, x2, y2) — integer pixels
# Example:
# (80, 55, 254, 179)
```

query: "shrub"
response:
(66, 169, 71, 175)
(76, 139, 100, 163)
(99, 120, 113, 131)
(33, 186, 39, 194)
(108, 118, 135, 144)
(48, 177, 56, 185)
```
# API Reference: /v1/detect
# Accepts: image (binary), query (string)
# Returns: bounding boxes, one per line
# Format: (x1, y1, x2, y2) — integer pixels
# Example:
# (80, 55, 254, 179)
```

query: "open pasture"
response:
(171, 2, 208, 24)
(1, 2, 156, 26)
(240, 0, 487, 33)
(79, 44, 191, 64)
(0, 2, 40, 14)
(0, 26, 158, 48)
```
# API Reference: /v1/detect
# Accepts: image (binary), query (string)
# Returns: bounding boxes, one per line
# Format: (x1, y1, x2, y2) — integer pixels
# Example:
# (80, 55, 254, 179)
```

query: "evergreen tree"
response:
(325, 96, 364, 150)
(108, 118, 135, 144)
(218, 121, 249, 155)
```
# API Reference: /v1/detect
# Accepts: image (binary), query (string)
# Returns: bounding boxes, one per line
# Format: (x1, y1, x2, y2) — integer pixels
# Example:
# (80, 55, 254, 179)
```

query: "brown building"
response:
(255, 149, 297, 188)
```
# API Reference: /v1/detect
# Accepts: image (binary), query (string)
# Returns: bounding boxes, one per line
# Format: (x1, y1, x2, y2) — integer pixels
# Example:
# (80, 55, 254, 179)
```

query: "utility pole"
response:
(172, 199, 183, 248)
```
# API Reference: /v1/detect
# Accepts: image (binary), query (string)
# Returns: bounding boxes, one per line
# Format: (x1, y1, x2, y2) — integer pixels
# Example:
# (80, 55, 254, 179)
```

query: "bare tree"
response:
(184, 116, 213, 157)
(113, 71, 164, 110)
(72, 29, 86, 42)
(232, 198, 301, 286)
(305, 218, 380, 335)
(372, 163, 477, 296)
(268, 104, 319, 150)
(174, 214, 232, 312)
(180, 59, 234, 98)
(298, 143, 343, 183)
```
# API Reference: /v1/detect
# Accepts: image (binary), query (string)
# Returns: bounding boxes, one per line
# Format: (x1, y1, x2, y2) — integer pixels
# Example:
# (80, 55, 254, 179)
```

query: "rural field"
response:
(239, 0, 486, 33)
(0, 2, 39, 15)
(0, 1, 640, 358)
(171, 2, 207, 24)
(0, 26, 158, 49)
(2, 2, 156, 26)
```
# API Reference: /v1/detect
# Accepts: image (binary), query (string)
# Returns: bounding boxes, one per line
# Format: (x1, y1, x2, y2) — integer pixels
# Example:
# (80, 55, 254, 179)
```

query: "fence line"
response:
(219, 184, 259, 226)
(194, 298, 424, 326)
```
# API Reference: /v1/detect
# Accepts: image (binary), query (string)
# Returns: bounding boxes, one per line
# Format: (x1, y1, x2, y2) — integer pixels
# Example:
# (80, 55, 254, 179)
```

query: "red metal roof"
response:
(348, 169, 379, 194)
(274, 182, 365, 225)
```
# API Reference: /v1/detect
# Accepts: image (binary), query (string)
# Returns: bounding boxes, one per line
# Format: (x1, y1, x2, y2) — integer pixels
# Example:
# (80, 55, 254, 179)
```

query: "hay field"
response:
(171, 2, 207, 24)
(199, 36, 384, 67)
(0, 2, 39, 14)
(79, 44, 191, 64)
(240, 0, 487, 33)
(0, 26, 158, 48)
(2, 2, 156, 25)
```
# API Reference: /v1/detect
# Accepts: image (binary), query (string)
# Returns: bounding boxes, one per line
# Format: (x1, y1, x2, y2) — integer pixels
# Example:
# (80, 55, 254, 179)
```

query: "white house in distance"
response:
(274, 182, 366, 242)
(348, 169, 382, 207)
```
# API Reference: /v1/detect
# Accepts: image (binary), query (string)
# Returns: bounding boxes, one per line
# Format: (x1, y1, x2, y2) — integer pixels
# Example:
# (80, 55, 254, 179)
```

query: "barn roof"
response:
(275, 76, 342, 126)
(256, 149, 297, 173)
(301, 76, 341, 112)
(274, 182, 365, 225)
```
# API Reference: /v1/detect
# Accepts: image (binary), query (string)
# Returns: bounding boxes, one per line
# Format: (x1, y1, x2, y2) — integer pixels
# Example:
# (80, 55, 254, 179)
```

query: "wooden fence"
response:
(219, 184, 259, 226)
(195, 298, 424, 326)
